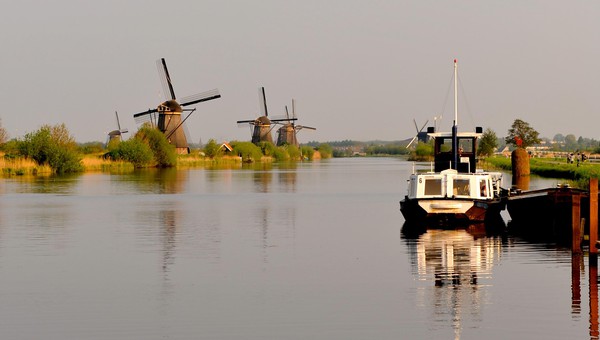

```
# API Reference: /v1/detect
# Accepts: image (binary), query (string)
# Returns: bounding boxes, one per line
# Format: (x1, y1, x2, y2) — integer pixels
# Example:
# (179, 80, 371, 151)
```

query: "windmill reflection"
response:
(404, 228, 503, 338)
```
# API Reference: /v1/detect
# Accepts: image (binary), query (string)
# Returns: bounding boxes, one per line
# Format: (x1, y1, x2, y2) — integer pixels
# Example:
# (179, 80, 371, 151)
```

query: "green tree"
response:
(553, 133, 565, 143)
(477, 128, 498, 157)
(564, 134, 577, 150)
(203, 139, 221, 158)
(505, 119, 541, 148)
(18, 124, 83, 174)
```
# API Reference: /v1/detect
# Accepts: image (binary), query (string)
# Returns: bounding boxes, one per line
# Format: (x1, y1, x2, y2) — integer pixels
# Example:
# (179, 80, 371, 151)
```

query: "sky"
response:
(0, 0, 598, 144)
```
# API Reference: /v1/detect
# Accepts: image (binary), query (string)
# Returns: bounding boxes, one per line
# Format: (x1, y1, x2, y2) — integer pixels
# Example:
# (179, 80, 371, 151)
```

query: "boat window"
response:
(453, 179, 470, 196)
(440, 138, 452, 153)
(458, 139, 473, 153)
(479, 179, 488, 197)
(424, 179, 442, 195)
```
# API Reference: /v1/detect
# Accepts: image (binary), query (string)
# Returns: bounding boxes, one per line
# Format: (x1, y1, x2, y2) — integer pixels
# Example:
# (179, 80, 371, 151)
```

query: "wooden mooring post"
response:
(572, 178, 599, 253)
(590, 178, 598, 254)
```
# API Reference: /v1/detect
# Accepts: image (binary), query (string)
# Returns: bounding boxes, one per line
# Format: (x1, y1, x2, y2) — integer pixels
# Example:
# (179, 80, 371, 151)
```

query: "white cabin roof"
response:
(428, 132, 482, 138)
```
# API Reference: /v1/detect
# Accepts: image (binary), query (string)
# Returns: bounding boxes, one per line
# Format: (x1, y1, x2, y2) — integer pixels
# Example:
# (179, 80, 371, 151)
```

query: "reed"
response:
(0, 154, 52, 176)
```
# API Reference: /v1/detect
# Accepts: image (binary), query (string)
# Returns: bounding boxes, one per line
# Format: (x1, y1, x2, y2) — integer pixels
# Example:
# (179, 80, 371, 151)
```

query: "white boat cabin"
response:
(407, 169, 503, 200)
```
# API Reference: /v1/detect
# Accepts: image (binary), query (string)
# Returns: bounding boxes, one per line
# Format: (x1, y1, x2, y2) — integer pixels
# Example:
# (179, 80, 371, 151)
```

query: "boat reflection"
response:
(402, 228, 504, 338)
(401, 216, 506, 239)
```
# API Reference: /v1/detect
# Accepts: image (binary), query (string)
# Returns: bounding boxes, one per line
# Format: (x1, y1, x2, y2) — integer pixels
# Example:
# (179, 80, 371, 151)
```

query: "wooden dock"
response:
(507, 178, 599, 253)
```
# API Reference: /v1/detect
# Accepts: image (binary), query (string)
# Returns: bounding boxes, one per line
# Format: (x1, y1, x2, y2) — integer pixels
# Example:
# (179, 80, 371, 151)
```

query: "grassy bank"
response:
(0, 153, 304, 177)
(483, 156, 600, 187)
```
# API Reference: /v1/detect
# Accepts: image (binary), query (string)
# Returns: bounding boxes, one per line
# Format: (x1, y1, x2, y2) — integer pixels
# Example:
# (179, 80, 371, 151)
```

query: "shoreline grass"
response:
(481, 156, 600, 188)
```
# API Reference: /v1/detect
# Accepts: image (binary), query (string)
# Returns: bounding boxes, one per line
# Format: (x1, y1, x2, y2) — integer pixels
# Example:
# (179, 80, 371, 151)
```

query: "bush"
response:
(286, 144, 301, 160)
(105, 139, 153, 168)
(231, 141, 263, 162)
(135, 125, 177, 167)
(316, 144, 333, 158)
(258, 141, 276, 157)
(203, 139, 221, 158)
(79, 141, 105, 154)
(300, 146, 315, 160)
(272, 147, 290, 161)
(17, 124, 83, 174)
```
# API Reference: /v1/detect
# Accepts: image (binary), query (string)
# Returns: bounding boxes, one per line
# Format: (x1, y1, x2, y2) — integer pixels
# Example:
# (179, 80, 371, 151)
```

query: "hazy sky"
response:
(0, 1, 598, 143)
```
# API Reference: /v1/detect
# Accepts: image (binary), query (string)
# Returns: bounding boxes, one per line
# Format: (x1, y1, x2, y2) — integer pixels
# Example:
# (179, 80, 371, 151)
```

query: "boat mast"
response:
(452, 59, 458, 170)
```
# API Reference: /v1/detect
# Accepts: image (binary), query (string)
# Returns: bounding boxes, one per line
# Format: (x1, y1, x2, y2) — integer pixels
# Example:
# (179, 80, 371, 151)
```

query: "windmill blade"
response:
(406, 136, 418, 149)
(133, 108, 159, 118)
(285, 105, 290, 121)
(180, 88, 221, 107)
(413, 119, 419, 132)
(270, 118, 297, 123)
(259, 87, 268, 117)
(157, 58, 176, 100)
(237, 119, 257, 124)
(419, 120, 429, 132)
(133, 108, 159, 125)
(296, 125, 316, 131)
(115, 111, 121, 130)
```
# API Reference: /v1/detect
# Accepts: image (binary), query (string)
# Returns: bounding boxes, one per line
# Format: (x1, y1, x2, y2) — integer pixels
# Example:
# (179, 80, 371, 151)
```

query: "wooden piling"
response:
(590, 255, 599, 338)
(590, 178, 598, 254)
(573, 193, 582, 253)
(511, 148, 530, 191)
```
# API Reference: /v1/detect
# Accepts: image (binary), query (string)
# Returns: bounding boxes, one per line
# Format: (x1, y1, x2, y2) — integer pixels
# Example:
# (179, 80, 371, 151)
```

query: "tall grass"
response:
(483, 156, 600, 188)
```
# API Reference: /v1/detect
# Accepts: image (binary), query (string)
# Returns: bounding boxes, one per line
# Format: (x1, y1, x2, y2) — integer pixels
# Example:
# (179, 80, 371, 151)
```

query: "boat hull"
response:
(400, 196, 505, 226)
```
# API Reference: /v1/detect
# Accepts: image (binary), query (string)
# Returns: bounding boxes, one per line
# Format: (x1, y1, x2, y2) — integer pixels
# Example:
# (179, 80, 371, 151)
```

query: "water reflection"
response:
(122, 168, 187, 194)
(403, 229, 503, 338)
(573, 254, 600, 339)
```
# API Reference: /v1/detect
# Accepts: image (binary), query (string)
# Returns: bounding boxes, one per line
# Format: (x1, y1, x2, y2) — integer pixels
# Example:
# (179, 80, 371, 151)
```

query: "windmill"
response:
(106, 111, 128, 145)
(276, 99, 316, 147)
(237, 87, 295, 145)
(132, 58, 221, 154)
(406, 119, 429, 148)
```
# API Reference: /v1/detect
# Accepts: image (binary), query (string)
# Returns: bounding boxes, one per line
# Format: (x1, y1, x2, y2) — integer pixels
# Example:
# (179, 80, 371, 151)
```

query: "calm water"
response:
(0, 158, 596, 339)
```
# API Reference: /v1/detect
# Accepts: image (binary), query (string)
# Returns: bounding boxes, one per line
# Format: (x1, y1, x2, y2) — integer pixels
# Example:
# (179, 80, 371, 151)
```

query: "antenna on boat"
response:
(452, 59, 459, 170)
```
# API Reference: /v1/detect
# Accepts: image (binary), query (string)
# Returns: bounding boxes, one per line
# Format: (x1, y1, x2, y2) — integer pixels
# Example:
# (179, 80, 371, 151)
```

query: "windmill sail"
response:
(180, 89, 221, 107)
(157, 58, 176, 101)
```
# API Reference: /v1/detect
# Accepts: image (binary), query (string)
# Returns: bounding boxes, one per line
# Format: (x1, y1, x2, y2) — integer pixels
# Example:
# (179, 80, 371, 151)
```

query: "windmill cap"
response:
(255, 116, 271, 124)
(158, 100, 182, 112)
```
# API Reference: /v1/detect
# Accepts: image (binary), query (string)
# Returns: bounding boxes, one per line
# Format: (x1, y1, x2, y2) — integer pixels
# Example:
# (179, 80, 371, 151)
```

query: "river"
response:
(0, 158, 595, 339)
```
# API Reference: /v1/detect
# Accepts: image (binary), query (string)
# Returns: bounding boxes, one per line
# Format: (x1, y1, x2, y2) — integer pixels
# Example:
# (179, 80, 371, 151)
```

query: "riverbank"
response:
(0, 152, 322, 177)
(482, 156, 600, 187)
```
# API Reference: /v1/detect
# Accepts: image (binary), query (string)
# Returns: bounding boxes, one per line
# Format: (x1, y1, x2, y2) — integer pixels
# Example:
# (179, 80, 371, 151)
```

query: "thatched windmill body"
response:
(107, 111, 128, 145)
(276, 99, 316, 147)
(133, 58, 221, 154)
(237, 87, 295, 145)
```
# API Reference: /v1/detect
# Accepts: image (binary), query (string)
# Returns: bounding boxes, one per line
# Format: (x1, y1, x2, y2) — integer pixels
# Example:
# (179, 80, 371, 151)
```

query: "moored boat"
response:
(400, 60, 506, 226)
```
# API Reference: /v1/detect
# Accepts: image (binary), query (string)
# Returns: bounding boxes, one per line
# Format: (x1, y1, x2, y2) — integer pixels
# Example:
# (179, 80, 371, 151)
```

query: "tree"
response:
(477, 128, 498, 157)
(0, 118, 8, 146)
(553, 133, 565, 143)
(564, 134, 577, 150)
(203, 139, 221, 158)
(505, 119, 541, 148)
